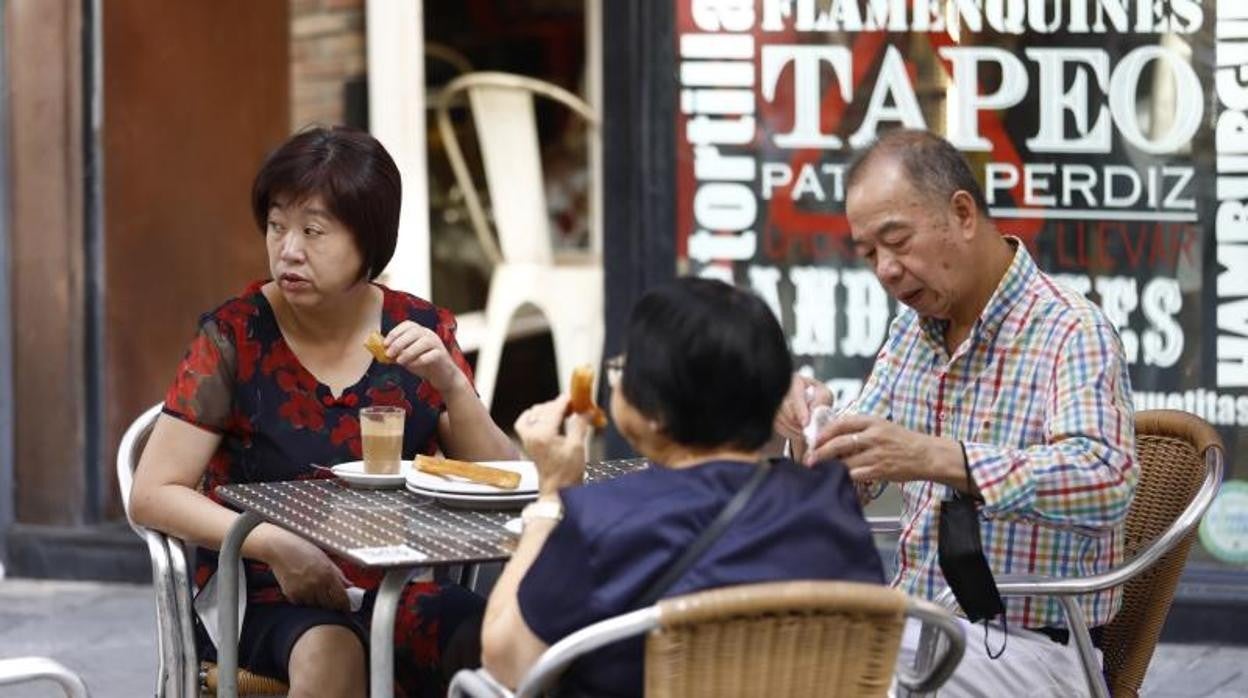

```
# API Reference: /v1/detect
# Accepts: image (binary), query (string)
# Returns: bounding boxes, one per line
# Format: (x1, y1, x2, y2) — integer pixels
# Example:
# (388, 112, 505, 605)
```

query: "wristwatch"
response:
(520, 499, 564, 529)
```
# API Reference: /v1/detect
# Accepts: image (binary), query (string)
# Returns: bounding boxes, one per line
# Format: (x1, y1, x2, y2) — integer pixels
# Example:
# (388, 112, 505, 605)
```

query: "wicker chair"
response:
(117, 404, 289, 697)
(904, 409, 1225, 698)
(449, 581, 966, 698)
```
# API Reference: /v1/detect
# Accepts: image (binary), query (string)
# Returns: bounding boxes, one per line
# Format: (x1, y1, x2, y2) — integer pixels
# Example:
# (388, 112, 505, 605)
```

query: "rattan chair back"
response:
(644, 581, 907, 697)
(1099, 409, 1222, 698)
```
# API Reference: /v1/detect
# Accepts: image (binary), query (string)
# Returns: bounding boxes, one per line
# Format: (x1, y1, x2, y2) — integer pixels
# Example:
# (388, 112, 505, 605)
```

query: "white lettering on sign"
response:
(682, 0, 759, 274)
(761, 45, 852, 148)
(1134, 389, 1248, 427)
(759, 0, 1202, 35)
(848, 45, 926, 148)
(1217, 2, 1248, 386)
(678, 0, 1213, 391)
(747, 266, 890, 360)
(789, 266, 839, 356)
(983, 163, 1195, 211)
(756, 41, 1203, 155)
(1141, 278, 1184, 368)
(840, 269, 890, 357)
(1095, 276, 1141, 363)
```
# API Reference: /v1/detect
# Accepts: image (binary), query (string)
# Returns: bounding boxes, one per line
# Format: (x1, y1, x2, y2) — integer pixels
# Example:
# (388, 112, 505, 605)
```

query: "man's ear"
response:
(949, 190, 979, 240)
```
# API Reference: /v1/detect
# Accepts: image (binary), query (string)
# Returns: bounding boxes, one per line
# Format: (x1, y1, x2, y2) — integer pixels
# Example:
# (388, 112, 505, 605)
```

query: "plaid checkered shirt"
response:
(856, 239, 1137, 629)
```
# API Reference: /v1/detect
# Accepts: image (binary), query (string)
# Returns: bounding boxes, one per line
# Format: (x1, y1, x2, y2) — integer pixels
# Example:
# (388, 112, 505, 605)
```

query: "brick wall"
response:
(290, 0, 366, 131)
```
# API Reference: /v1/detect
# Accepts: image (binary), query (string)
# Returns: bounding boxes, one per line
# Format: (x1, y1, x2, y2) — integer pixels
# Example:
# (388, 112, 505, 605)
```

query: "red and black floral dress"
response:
(163, 280, 482, 695)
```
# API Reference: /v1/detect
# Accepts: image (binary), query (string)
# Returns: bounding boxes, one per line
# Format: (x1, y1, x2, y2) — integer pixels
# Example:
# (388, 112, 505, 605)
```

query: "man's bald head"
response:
(845, 129, 991, 218)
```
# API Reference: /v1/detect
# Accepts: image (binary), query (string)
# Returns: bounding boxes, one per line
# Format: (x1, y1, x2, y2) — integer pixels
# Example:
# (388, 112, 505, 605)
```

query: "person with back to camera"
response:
(478, 277, 886, 697)
(130, 125, 517, 697)
(774, 129, 1138, 696)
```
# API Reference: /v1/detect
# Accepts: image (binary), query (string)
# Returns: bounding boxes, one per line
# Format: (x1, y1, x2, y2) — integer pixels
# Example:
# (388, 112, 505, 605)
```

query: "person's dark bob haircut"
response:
(251, 125, 401, 281)
(845, 128, 991, 217)
(620, 277, 793, 452)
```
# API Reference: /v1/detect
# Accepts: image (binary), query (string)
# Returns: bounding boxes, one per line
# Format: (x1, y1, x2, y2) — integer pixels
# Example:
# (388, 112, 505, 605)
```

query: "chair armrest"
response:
(897, 597, 966, 693)
(138, 530, 185, 698)
(941, 446, 1223, 698)
(0, 657, 89, 698)
(515, 607, 659, 698)
(994, 445, 1223, 599)
(449, 668, 512, 698)
(869, 515, 902, 535)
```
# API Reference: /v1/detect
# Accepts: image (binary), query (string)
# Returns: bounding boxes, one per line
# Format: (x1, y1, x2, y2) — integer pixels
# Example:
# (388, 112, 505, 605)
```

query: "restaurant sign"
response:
(1201, 480, 1248, 565)
(674, 1, 1248, 483)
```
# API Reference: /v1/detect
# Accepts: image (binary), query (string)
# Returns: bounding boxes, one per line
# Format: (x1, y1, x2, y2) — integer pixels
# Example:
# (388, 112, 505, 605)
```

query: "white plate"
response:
(331, 460, 411, 489)
(406, 459, 538, 495)
(405, 481, 537, 510)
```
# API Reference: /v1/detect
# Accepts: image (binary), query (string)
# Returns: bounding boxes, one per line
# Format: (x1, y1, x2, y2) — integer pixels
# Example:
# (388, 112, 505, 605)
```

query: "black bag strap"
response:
(635, 460, 772, 608)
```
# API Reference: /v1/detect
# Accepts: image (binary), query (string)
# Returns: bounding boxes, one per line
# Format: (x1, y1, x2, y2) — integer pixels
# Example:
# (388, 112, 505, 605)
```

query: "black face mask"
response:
(939, 491, 1008, 657)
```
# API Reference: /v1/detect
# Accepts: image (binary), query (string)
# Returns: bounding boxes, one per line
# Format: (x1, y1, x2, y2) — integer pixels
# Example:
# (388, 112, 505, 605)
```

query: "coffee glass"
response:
(360, 405, 405, 474)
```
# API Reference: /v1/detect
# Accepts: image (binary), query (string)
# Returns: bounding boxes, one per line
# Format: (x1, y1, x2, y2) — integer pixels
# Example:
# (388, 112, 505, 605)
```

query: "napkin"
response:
(803, 404, 836, 453)
(193, 565, 247, 651)
(347, 585, 365, 612)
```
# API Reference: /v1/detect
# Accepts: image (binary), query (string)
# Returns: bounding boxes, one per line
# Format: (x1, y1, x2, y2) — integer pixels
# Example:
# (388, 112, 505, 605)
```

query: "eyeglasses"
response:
(605, 354, 625, 389)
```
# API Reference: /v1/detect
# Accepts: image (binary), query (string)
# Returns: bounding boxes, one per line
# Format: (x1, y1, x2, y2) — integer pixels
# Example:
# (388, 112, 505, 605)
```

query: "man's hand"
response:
(265, 530, 350, 611)
(515, 395, 589, 496)
(809, 414, 974, 494)
(774, 374, 833, 445)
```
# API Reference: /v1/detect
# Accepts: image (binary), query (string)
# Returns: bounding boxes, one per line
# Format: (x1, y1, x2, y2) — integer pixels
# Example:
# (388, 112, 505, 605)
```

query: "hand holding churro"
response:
(363, 330, 392, 364)
(567, 365, 608, 428)
(515, 395, 590, 495)
(414, 454, 521, 490)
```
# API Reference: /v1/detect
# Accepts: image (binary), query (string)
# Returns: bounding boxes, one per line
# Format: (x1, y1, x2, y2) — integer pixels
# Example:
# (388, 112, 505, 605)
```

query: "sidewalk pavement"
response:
(1, 578, 1246, 697)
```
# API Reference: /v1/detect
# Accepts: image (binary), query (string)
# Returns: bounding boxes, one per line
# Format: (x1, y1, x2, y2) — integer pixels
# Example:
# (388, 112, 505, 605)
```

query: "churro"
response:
(415, 455, 521, 490)
(568, 365, 608, 428)
(364, 331, 392, 364)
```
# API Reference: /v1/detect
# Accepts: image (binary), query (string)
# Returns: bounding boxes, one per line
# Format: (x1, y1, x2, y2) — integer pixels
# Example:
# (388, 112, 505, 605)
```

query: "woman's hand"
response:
(385, 321, 467, 396)
(264, 529, 350, 611)
(515, 395, 590, 496)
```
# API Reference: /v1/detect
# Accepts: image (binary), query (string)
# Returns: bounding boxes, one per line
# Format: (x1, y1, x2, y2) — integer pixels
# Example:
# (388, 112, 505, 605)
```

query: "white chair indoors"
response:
(436, 71, 604, 409)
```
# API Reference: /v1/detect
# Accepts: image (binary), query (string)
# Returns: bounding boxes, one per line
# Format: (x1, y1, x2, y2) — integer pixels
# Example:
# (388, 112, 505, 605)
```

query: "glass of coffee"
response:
(360, 406, 405, 475)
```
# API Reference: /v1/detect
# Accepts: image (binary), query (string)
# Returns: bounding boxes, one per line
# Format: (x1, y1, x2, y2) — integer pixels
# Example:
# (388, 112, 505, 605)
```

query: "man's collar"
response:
(919, 236, 1034, 349)
(974, 237, 1035, 341)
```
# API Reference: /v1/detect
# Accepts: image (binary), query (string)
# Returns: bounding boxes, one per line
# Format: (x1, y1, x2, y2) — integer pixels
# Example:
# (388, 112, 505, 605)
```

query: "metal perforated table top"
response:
(216, 458, 647, 569)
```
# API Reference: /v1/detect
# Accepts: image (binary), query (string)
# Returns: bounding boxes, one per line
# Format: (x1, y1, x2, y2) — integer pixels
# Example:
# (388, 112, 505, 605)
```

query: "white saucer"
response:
(404, 481, 536, 510)
(331, 460, 411, 488)
(406, 460, 538, 495)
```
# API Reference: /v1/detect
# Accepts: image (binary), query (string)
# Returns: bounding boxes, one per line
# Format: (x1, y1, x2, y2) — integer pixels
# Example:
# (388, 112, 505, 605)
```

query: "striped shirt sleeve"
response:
(964, 318, 1137, 532)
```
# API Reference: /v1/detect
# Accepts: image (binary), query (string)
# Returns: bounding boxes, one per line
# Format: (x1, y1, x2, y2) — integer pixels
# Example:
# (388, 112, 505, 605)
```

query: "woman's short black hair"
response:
(620, 277, 793, 452)
(251, 125, 401, 281)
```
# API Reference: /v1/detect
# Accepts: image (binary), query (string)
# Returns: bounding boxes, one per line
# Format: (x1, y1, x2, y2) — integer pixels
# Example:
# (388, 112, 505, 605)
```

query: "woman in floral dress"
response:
(131, 126, 516, 697)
